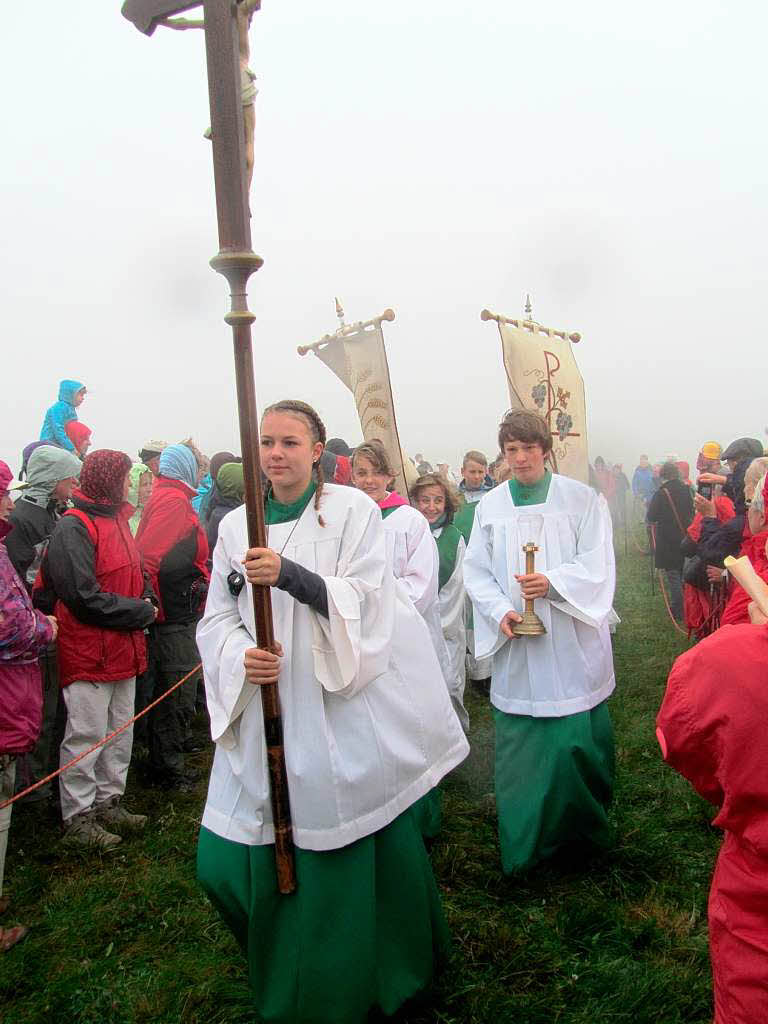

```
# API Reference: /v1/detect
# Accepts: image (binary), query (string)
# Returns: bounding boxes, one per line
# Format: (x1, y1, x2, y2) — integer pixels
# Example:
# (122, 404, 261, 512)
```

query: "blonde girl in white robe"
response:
(196, 400, 468, 1024)
(411, 473, 468, 731)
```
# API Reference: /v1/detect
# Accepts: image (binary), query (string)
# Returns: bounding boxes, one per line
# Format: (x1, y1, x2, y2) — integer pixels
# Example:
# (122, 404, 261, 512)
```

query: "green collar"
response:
(508, 470, 552, 507)
(266, 480, 316, 525)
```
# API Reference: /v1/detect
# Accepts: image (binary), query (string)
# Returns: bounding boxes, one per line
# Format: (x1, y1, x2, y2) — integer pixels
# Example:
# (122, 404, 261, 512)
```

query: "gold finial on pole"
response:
(512, 542, 547, 637)
(335, 296, 345, 329)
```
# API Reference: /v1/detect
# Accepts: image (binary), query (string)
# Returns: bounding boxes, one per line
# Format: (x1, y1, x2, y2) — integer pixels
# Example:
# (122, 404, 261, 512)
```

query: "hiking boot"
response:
(62, 812, 122, 850)
(96, 797, 147, 831)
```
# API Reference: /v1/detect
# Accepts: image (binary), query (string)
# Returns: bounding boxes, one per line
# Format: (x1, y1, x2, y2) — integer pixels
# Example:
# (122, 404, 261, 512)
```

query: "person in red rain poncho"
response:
(656, 611, 768, 1023)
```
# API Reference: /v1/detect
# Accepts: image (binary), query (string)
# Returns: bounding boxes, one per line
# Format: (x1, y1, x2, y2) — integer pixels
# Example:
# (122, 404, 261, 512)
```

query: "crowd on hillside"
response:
(1, 379, 766, 1024)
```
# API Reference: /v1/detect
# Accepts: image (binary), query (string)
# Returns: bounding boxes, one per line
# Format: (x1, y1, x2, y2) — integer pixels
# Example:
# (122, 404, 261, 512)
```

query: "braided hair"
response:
(262, 399, 327, 526)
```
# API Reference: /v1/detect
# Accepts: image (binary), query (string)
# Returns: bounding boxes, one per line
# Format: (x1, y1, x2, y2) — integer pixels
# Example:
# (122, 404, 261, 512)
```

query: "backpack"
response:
(32, 509, 98, 613)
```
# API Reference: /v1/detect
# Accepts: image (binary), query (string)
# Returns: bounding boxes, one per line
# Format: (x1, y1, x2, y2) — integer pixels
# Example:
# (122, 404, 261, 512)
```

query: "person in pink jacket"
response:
(0, 460, 57, 951)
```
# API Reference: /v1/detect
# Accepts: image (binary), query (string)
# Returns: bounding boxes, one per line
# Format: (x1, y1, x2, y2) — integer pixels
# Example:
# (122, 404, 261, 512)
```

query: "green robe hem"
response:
(197, 809, 449, 1024)
(493, 701, 615, 873)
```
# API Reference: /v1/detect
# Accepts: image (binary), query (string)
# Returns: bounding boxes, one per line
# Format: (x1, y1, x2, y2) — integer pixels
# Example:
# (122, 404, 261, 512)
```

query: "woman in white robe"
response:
(196, 400, 468, 1024)
(349, 442, 455, 705)
(464, 409, 617, 874)
(411, 473, 469, 731)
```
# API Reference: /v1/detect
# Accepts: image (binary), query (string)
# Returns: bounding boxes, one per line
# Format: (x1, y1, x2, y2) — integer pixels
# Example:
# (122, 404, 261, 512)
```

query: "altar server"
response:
(464, 408, 617, 873)
(412, 473, 468, 727)
(350, 442, 461, 722)
(196, 399, 468, 1024)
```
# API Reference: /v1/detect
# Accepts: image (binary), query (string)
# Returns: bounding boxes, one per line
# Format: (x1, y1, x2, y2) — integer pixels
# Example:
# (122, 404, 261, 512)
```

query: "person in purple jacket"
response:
(0, 460, 57, 952)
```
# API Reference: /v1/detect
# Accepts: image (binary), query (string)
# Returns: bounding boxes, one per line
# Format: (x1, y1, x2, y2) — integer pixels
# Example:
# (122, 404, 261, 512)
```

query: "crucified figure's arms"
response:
(158, 1, 259, 30)
(158, 16, 204, 29)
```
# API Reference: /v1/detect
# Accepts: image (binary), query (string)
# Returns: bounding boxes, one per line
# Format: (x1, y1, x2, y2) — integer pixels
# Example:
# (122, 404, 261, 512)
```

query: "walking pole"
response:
(121, 0, 296, 894)
(649, 524, 655, 596)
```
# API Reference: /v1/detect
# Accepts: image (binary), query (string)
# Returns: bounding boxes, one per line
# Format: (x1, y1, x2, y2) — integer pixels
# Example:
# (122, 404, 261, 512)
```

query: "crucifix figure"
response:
(124, 0, 259, 195)
(122, 0, 293, 893)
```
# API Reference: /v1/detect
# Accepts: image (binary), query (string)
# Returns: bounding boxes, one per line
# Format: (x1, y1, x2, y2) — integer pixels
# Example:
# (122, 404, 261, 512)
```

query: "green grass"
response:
(0, 545, 718, 1023)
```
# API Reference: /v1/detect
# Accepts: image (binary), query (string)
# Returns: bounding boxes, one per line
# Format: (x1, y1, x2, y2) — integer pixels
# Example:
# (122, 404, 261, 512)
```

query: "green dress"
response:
(196, 483, 449, 1023)
(493, 470, 615, 873)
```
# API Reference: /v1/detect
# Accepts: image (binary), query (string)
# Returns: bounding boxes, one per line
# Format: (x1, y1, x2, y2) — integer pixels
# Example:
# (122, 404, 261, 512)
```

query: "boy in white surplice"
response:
(464, 408, 617, 873)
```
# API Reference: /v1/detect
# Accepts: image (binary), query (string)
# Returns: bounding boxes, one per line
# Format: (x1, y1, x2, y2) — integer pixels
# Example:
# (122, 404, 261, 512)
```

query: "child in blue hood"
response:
(39, 380, 86, 452)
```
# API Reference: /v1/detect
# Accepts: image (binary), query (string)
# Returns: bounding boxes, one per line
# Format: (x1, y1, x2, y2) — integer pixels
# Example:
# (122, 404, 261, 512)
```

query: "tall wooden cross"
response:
(122, 0, 295, 893)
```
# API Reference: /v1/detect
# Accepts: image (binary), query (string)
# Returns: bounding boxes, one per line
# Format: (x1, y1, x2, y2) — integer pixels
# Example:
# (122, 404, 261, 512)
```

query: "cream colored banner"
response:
(310, 323, 416, 499)
(498, 323, 589, 484)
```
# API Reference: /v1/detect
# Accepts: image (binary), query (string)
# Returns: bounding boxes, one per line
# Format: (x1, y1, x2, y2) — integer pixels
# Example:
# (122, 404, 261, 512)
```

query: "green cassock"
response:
(492, 473, 615, 873)
(196, 485, 449, 1023)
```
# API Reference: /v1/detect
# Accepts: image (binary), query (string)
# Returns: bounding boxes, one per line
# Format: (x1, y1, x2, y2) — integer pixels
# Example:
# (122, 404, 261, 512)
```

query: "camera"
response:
(697, 482, 713, 500)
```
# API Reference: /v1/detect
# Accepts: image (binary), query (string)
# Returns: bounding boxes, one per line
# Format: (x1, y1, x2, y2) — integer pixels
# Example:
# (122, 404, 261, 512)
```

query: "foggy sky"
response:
(3, 1, 766, 476)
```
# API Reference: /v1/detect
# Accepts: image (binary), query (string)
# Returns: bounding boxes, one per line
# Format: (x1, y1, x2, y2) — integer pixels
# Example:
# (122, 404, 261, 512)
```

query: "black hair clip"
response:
(227, 570, 246, 597)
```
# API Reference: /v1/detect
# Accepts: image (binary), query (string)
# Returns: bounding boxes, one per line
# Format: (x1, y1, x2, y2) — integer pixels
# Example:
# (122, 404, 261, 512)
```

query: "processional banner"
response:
(486, 313, 589, 484)
(299, 312, 416, 499)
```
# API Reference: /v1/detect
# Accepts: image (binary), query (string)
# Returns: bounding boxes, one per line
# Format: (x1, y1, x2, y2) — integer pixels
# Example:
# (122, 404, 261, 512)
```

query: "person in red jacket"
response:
(45, 450, 157, 849)
(64, 421, 92, 460)
(135, 444, 209, 790)
(0, 460, 57, 951)
(657, 612, 768, 1024)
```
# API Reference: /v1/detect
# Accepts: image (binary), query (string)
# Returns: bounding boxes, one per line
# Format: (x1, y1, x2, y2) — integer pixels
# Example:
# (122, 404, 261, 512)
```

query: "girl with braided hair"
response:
(196, 400, 468, 1024)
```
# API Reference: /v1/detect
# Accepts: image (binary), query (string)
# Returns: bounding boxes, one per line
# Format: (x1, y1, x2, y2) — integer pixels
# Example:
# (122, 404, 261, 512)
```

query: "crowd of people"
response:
(1, 379, 766, 1024)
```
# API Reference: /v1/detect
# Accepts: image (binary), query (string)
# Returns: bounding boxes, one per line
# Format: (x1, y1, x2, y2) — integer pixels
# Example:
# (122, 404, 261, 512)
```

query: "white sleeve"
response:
(196, 520, 258, 749)
(440, 538, 468, 730)
(310, 502, 394, 699)
(463, 502, 515, 661)
(440, 537, 466, 660)
(545, 492, 616, 628)
(398, 511, 440, 615)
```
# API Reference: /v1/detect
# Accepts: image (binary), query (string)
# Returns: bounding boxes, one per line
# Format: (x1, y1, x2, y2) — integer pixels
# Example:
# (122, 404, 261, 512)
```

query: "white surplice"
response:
(464, 474, 617, 718)
(197, 484, 469, 851)
(432, 527, 468, 729)
(383, 505, 468, 729)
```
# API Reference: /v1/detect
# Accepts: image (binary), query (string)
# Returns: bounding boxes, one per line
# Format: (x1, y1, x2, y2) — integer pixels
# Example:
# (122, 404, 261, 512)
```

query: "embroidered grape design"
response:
(556, 411, 573, 441)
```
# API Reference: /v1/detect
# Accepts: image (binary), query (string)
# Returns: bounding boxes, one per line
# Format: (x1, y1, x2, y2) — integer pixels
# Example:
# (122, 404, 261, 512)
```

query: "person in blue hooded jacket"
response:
(39, 380, 86, 452)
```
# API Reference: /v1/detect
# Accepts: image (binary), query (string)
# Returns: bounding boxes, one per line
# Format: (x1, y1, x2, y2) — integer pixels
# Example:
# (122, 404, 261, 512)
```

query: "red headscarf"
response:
(65, 421, 92, 451)
(77, 450, 132, 506)
(0, 460, 14, 497)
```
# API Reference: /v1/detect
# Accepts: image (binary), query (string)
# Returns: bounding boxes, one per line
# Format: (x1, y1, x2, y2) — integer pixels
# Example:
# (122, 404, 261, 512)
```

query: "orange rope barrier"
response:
(655, 567, 690, 637)
(0, 663, 202, 811)
(649, 524, 689, 638)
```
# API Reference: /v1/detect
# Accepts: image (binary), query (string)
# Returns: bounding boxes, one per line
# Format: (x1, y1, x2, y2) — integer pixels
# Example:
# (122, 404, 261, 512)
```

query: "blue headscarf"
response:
(159, 444, 198, 489)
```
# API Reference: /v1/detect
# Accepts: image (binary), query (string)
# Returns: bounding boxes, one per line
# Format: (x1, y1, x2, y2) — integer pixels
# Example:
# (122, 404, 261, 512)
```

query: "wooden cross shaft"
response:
(122, 0, 295, 893)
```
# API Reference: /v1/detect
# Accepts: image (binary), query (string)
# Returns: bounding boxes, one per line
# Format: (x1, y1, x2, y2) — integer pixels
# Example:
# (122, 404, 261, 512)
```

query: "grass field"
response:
(0, 544, 719, 1024)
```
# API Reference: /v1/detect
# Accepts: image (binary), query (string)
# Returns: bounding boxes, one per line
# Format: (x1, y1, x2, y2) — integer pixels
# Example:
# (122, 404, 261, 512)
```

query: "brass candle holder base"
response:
(512, 609, 547, 637)
(512, 541, 548, 638)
